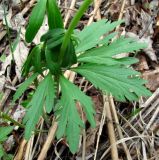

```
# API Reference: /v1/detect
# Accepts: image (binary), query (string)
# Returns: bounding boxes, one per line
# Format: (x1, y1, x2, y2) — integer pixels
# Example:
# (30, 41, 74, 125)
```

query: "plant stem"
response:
(3, 5, 14, 61)
(0, 111, 25, 128)
(54, 75, 60, 104)
(0, 111, 48, 133)
(58, 0, 93, 65)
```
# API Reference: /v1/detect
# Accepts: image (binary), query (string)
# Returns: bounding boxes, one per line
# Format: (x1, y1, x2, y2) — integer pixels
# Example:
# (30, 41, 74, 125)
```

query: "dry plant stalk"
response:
(104, 95, 119, 160)
(14, 139, 27, 160)
(25, 136, 34, 160)
(64, 0, 76, 27)
(110, 96, 132, 160)
(37, 122, 58, 160)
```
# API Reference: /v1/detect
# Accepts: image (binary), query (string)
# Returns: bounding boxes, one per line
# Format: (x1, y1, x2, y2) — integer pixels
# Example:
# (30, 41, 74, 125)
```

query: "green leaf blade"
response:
(75, 19, 123, 53)
(0, 126, 14, 142)
(56, 76, 95, 153)
(13, 73, 39, 102)
(72, 64, 151, 101)
(78, 37, 147, 62)
(25, 0, 47, 43)
(47, 0, 64, 29)
(45, 48, 61, 75)
(32, 45, 42, 73)
(23, 74, 55, 139)
(45, 74, 55, 113)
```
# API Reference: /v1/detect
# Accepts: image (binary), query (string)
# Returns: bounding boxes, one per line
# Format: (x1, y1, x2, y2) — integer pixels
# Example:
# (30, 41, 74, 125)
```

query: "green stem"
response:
(54, 75, 60, 104)
(58, 0, 93, 65)
(0, 111, 25, 128)
(3, 5, 14, 61)
(0, 111, 48, 133)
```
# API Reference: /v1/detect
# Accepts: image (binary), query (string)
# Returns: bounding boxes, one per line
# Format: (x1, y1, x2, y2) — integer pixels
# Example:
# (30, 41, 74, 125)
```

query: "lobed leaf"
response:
(78, 37, 147, 64)
(25, 0, 47, 43)
(78, 56, 139, 66)
(23, 74, 55, 139)
(75, 19, 123, 53)
(56, 76, 95, 153)
(72, 64, 151, 101)
(13, 73, 38, 102)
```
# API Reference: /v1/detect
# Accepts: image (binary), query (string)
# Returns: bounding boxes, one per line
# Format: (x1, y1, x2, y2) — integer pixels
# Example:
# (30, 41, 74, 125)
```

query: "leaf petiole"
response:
(58, 0, 93, 65)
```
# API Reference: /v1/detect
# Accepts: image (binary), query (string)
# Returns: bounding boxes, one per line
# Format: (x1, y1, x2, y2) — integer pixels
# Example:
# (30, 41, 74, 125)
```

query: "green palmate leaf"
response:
(77, 37, 147, 65)
(79, 56, 139, 66)
(0, 126, 14, 142)
(47, 0, 64, 29)
(13, 73, 39, 102)
(72, 64, 151, 101)
(75, 19, 123, 53)
(23, 74, 55, 139)
(25, 0, 47, 43)
(97, 32, 118, 46)
(56, 76, 95, 153)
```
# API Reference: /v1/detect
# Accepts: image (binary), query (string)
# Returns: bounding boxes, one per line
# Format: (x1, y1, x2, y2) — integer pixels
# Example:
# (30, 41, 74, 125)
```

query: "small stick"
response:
(24, 136, 34, 160)
(64, 0, 76, 27)
(14, 139, 27, 160)
(109, 96, 132, 160)
(104, 95, 119, 160)
(0, 76, 18, 110)
(21, 0, 36, 16)
(82, 129, 87, 160)
(87, 0, 102, 25)
(94, 99, 106, 160)
(31, 119, 44, 159)
(95, 0, 102, 20)
(37, 122, 58, 160)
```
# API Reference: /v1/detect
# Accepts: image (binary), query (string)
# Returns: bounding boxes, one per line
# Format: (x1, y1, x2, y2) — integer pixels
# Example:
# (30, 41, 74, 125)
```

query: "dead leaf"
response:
(14, 41, 29, 79)
(142, 68, 159, 91)
(3, 135, 14, 152)
(0, 75, 5, 91)
(140, 9, 154, 36)
(1, 54, 12, 74)
(12, 13, 26, 30)
(136, 55, 149, 71)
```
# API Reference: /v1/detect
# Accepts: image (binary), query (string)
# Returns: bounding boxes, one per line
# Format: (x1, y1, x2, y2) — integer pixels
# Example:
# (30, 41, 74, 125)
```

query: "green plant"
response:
(13, 0, 151, 153)
(0, 126, 14, 159)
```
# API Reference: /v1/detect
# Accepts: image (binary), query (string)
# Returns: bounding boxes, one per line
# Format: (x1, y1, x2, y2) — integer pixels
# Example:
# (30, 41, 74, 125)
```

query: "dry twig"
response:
(37, 122, 58, 160)
(104, 95, 119, 160)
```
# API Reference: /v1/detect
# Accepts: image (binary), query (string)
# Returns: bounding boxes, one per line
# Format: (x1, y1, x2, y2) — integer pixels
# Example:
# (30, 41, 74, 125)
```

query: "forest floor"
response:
(0, 0, 159, 159)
